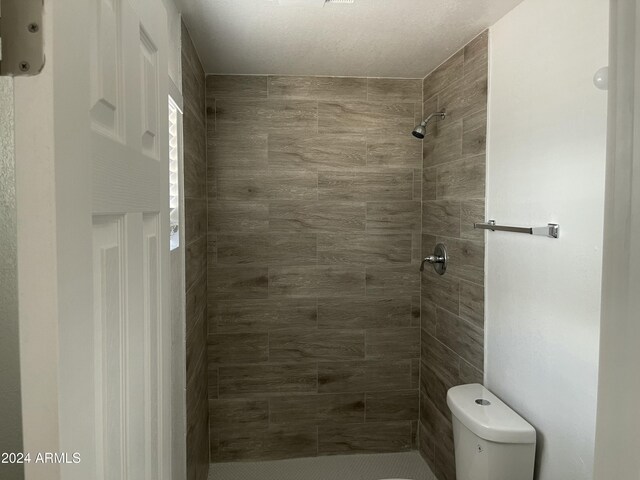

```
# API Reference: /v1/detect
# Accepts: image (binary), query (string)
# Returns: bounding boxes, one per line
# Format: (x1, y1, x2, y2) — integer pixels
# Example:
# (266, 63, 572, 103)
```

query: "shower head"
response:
(412, 124, 427, 139)
(412, 112, 447, 139)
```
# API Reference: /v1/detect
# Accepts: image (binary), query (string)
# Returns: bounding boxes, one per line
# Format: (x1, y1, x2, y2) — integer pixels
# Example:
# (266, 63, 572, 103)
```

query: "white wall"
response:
(0, 76, 25, 480)
(485, 0, 609, 479)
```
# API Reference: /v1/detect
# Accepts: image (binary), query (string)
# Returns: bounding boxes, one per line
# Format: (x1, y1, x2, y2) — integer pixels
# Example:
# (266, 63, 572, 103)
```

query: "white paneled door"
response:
(15, 0, 172, 479)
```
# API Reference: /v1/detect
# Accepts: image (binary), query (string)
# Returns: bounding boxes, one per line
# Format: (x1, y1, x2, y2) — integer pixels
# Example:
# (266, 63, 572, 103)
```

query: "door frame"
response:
(15, 1, 63, 474)
(593, 0, 640, 477)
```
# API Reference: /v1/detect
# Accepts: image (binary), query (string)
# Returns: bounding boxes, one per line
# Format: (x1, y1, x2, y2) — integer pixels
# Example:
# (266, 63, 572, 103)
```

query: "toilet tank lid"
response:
(447, 384, 536, 444)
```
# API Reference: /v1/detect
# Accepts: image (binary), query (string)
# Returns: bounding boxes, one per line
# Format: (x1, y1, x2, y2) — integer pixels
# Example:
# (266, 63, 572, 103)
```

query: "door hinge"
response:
(0, 0, 44, 76)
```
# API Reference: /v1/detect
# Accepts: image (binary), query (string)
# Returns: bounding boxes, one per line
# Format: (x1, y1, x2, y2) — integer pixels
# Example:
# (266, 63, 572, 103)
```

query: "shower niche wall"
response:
(205, 74, 424, 462)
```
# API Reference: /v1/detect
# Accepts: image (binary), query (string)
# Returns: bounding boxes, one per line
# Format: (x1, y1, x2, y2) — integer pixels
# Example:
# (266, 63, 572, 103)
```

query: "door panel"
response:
(143, 213, 162, 480)
(89, 0, 123, 140)
(16, 0, 171, 478)
(90, 0, 170, 476)
(140, 30, 160, 160)
(92, 215, 126, 480)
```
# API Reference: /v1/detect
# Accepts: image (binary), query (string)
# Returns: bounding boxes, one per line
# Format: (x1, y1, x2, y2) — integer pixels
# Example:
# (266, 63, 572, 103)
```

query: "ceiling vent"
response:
(267, 0, 354, 6)
(268, 0, 321, 6)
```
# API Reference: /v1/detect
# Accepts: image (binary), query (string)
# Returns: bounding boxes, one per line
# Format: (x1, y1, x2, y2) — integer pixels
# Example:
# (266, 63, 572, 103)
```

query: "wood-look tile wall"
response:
(419, 31, 488, 480)
(182, 23, 209, 480)
(206, 74, 423, 462)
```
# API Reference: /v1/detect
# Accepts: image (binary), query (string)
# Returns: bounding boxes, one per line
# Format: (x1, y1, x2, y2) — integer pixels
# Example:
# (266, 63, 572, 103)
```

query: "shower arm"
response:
(421, 112, 447, 126)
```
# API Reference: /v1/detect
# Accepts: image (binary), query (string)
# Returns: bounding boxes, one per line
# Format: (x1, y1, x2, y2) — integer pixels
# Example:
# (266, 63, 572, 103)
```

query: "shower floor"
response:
(208, 451, 436, 480)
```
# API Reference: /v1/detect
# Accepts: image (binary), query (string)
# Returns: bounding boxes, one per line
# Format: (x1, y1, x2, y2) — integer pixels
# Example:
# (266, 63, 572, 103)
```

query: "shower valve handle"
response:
(420, 243, 448, 275)
(421, 255, 445, 267)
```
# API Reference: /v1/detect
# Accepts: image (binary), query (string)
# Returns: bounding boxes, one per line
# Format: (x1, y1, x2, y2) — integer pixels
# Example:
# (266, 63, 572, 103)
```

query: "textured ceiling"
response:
(176, 0, 525, 78)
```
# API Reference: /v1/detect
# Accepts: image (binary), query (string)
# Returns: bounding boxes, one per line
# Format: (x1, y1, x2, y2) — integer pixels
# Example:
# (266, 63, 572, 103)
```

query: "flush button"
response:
(475, 398, 491, 406)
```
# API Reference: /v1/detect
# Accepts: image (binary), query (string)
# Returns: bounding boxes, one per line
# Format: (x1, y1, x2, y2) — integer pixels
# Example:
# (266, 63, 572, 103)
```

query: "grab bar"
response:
(474, 220, 559, 239)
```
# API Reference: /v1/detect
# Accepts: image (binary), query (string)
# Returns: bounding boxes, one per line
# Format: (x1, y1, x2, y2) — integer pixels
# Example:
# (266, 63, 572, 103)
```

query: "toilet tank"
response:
(447, 384, 536, 480)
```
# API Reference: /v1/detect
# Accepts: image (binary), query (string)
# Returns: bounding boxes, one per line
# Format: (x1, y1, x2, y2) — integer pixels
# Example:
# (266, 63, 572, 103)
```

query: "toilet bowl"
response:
(447, 384, 536, 480)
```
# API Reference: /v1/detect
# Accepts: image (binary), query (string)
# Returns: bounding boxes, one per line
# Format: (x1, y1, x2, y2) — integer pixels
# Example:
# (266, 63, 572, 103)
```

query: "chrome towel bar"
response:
(474, 220, 559, 239)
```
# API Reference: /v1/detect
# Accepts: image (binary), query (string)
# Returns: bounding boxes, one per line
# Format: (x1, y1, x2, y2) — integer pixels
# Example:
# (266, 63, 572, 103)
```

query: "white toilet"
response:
(447, 384, 536, 480)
